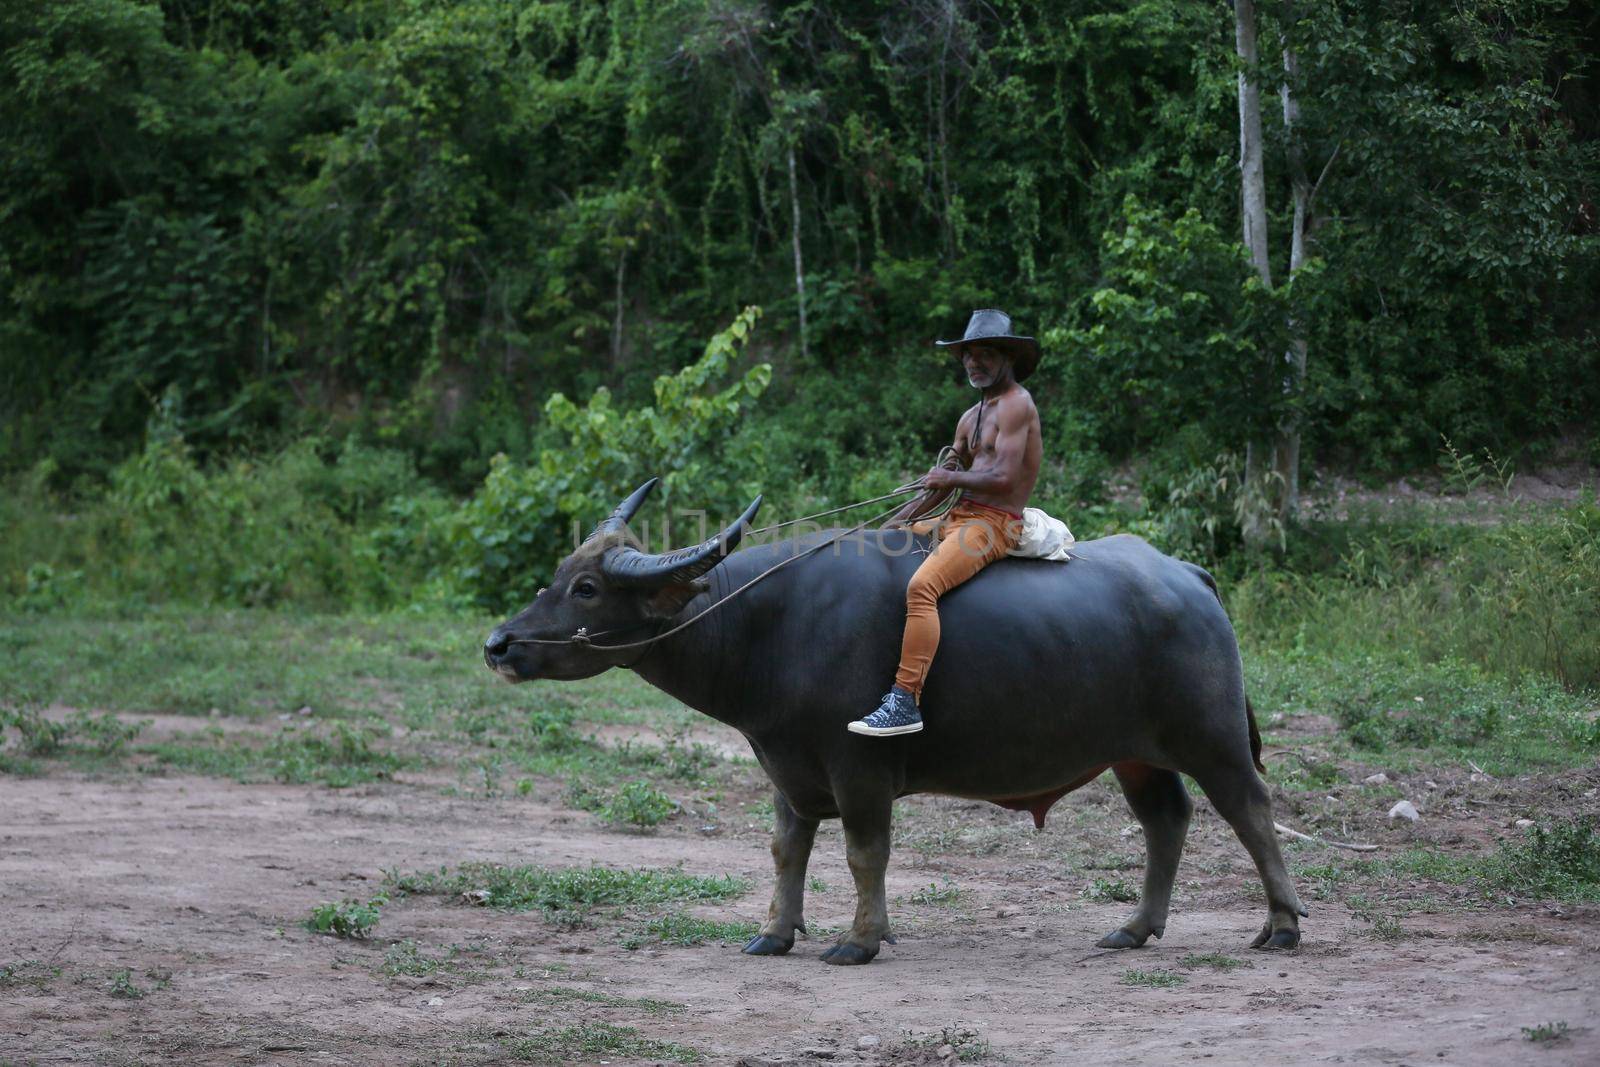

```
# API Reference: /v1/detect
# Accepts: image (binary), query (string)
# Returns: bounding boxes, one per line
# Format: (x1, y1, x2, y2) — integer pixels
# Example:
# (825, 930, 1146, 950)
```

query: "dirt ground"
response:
(2, 716, 1597, 1067)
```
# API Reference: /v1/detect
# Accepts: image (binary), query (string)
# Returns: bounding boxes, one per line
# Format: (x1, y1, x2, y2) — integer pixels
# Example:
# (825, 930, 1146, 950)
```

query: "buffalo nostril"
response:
(484, 636, 510, 659)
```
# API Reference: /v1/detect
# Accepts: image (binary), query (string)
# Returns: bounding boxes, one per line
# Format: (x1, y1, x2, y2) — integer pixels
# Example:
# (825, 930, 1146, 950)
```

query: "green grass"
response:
(385, 863, 748, 923)
(146, 722, 406, 786)
(520, 985, 686, 1015)
(107, 969, 146, 999)
(567, 779, 679, 829)
(1521, 1021, 1570, 1044)
(1180, 952, 1246, 971)
(907, 880, 968, 906)
(503, 1021, 698, 1063)
(1084, 877, 1138, 904)
(1291, 819, 1600, 908)
(1231, 506, 1600, 693)
(895, 1027, 994, 1063)
(1245, 649, 1597, 776)
(621, 912, 760, 949)
(0, 706, 148, 773)
(305, 895, 386, 939)
(0, 961, 61, 992)
(1119, 968, 1186, 988)
(0, 609, 690, 731)
(381, 940, 444, 977)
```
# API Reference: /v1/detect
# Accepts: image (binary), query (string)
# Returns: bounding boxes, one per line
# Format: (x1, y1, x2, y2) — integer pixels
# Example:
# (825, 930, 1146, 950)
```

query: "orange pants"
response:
(894, 501, 1022, 701)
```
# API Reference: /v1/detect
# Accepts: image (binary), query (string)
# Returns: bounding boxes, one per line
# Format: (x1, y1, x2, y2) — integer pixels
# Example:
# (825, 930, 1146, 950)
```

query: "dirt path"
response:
(2, 767, 1596, 1066)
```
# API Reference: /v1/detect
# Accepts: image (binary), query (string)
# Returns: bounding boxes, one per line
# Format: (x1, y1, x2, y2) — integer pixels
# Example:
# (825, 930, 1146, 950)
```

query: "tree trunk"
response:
(1234, 0, 1273, 545)
(936, 0, 955, 260)
(1278, 23, 1311, 523)
(787, 143, 809, 362)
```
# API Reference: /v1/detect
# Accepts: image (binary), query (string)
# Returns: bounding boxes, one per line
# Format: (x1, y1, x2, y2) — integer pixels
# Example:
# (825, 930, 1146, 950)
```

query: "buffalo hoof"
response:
(1095, 928, 1149, 949)
(742, 933, 794, 956)
(1251, 922, 1301, 950)
(820, 941, 878, 966)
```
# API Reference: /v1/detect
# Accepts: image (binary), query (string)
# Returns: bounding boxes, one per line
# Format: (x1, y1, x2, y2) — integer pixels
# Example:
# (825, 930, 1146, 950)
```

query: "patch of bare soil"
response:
(2, 757, 1597, 1066)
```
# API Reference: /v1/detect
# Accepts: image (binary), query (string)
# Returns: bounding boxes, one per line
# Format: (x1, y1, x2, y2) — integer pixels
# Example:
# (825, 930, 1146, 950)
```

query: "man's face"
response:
(961, 344, 1009, 388)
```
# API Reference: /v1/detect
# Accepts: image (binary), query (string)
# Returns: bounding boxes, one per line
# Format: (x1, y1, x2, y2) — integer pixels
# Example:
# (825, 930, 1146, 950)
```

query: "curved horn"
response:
(602, 494, 763, 587)
(588, 478, 659, 542)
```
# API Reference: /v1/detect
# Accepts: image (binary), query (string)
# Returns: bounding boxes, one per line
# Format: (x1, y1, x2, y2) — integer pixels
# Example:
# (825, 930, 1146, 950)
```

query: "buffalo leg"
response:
(1193, 763, 1308, 949)
(1097, 763, 1193, 949)
(821, 792, 894, 966)
(744, 790, 818, 956)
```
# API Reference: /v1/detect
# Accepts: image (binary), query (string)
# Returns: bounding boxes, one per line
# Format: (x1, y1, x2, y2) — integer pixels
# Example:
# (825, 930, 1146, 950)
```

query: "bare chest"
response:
(963, 403, 1002, 458)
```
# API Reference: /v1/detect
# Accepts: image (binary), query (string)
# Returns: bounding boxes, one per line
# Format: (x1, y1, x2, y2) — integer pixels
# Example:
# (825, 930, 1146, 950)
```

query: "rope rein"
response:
(507, 453, 970, 654)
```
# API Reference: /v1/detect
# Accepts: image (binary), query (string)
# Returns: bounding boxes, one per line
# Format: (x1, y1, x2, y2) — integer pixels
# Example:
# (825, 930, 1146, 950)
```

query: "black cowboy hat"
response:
(935, 309, 1041, 382)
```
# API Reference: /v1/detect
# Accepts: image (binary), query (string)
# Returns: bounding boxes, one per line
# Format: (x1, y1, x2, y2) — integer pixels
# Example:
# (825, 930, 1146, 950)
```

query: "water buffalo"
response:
(484, 479, 1307, 965)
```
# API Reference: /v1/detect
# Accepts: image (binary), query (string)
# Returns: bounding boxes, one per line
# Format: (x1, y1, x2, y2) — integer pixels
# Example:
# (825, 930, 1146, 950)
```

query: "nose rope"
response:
(502, 464, 965, 654)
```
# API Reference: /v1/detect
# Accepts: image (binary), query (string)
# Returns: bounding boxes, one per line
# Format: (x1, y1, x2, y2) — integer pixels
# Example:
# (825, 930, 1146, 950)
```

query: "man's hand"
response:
(922, 466, 957, 491)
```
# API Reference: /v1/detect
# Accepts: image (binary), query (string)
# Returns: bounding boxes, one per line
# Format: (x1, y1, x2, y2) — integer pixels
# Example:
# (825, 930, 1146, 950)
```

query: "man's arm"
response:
(922, 393, 1032, 498)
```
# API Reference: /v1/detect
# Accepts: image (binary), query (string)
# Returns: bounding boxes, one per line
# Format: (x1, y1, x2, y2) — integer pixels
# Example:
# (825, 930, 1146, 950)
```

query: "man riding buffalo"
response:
(848, 309, 1044, 738)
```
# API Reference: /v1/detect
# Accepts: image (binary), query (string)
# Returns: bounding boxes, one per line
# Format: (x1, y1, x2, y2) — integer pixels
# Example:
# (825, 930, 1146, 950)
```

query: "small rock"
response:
(1388, 800, 1420, 822)
(277, 713, 290, 721)
(425, 996, 444, 1006)
(1363, 773, 1389, 785)
(208, 707, 221, 718)
(1119, 824, 1143, 838)
(856, 1036, 880, 1050)
(1424, 780, 1439, 790)
(297, 705, 313, 717)
(1515, 818, 1534, 829)
(995, 907, 1016, 919)
(936, 1045, 957, 1061)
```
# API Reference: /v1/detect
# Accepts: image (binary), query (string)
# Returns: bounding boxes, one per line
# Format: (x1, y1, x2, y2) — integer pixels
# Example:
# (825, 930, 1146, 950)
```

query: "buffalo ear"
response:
(643, 578, 709, 619)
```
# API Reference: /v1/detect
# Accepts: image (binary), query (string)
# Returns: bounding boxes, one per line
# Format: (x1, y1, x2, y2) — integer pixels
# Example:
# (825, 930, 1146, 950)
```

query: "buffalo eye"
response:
(571, 577, 599, 599)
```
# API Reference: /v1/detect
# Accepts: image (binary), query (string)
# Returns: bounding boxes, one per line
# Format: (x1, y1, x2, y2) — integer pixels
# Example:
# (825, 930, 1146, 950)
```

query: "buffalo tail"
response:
(1246, 696, 1265, 774)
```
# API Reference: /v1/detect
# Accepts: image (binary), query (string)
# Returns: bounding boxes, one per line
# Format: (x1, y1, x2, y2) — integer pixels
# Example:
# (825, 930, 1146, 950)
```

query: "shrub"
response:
(305, 895, 386, 939)
(1489, 818, 1600, 902)
(443, 307, 771, 610)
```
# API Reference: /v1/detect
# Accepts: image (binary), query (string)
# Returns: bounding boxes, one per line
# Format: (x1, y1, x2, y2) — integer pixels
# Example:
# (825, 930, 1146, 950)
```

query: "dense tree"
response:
(1, 0, 1593, 498)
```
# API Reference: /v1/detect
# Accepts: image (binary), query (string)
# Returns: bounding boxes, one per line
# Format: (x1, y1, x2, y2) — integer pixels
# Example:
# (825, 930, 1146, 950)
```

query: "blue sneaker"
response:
(847, 686, 923, 737)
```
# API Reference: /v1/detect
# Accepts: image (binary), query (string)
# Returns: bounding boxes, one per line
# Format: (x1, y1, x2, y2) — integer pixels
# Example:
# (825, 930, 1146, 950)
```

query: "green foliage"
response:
(107, 969, 146, 1000)
(2, 0, 1592, 500)
(381, 940, 443, 978)
(1180, 953, 1246, 971)
(895, 1027, 994, 1063)
(0, 706, 145, 759)
(0, 960, 61, 992)
(503, 1021, 699, 1064)
(1065, 199, 1287, 454)
(3, 434, 449, 612)
(907, 880, 967, 907)
(620, 912, 760, 949)
(1084, 877, 1139, 904)
(1489, 818, 1600, 902)
(590, 780, 678, 830)
(445, 306, 771, 608)
(266, 723, 404, 787)
(1235, 507, 1600, 691)
(305, 895, 387, 940)
(1521, 1021, 1569, 1044)
(1119, 968, 1186, 989)
(384, 863, 748, 923)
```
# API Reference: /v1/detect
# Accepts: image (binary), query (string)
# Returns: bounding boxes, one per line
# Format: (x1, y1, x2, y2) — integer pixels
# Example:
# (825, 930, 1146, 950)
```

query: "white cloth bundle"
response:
(1008, 507, 1075, 562)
